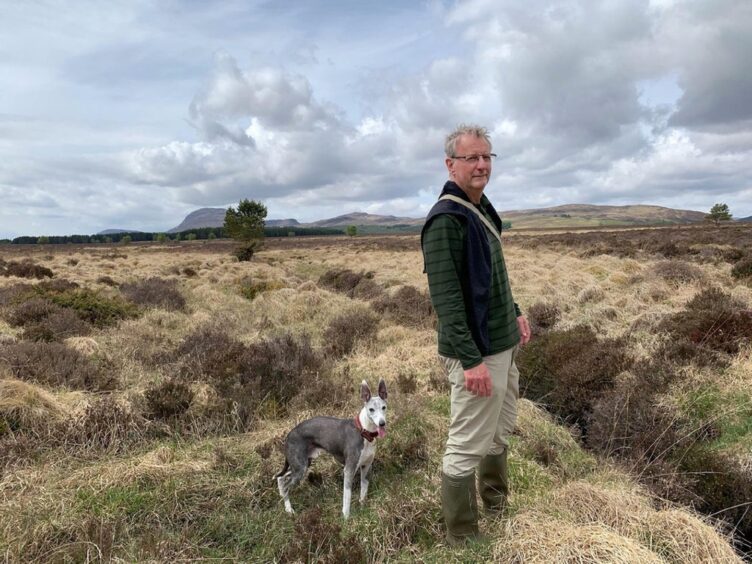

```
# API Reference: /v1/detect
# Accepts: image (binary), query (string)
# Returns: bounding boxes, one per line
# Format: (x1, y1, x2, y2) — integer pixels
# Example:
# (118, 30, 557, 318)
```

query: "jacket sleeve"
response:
(422, 214, 483, 369)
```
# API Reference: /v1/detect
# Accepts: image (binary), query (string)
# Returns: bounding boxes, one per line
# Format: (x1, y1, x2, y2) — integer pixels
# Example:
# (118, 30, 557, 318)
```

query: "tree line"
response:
(4, 225, 345, 245)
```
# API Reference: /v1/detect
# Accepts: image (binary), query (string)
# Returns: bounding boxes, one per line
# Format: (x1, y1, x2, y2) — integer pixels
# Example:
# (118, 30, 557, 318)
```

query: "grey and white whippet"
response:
(275, 379, 388, 519)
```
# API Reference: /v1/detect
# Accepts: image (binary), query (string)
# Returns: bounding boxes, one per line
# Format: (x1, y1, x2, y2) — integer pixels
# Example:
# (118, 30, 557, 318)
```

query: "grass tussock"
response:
(238, 275, 285, 300)
(495, 481, 741, 563)
(318, 268, 384, 300)
(120, 277, 187, 311)
(370, 285, 435, 328)
(0, 377, 69, 433)
(323, 307, 380, 357)
(496, 513, 664, 564)
(651, 259, 706, 285)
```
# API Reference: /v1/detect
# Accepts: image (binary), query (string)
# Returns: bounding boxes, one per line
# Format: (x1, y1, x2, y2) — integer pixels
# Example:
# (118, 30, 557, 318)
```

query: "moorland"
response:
(1, 223, 751, 562)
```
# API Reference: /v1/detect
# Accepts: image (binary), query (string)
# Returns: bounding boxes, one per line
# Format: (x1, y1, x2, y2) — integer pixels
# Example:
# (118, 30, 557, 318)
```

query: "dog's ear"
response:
(378, 378, 387, 400)
(360, 380, 371, 403)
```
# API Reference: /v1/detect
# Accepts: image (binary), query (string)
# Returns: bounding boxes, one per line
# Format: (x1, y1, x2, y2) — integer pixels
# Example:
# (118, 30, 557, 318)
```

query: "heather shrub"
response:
(6, 297, 91, 342)
(292, 370, 352, 412)
(658, 287, 752, 361)
(175, 327, 248, 381)
(680, 448, 752, 543)
(37, 278, 80, 293)
(650, 260, 705, 285)
(174, 328, 324, 425)
(318, 269, 382, 299)
(323, 308, 379, 357)
(6, 297, 60, 326)
(517, 325, 632, 429)
(0, 341, 117, 391)
(527, 301, 561, 335)
(722, 247, 745, 262)
(0, 283, 34, 307)
(731, 256, 752, 279)
(370, 285, 435, 328)
(96, 275, 117, 286)
(144, 379, 195, 420)
(182, 267, 198, 277)
(244, 333, 323, 409)
(0, 260, 54, 279)
(120, 277, 187, 311)
(21, 309, 91, 342)
(46, 288, 140, 327)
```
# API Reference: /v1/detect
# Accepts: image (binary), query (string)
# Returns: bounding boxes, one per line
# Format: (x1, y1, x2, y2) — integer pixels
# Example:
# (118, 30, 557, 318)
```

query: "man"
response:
(421, 124, 531, 545)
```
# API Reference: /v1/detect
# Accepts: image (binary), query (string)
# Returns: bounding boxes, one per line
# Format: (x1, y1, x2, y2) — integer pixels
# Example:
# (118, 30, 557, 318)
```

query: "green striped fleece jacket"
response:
(422, 199, 521, 369)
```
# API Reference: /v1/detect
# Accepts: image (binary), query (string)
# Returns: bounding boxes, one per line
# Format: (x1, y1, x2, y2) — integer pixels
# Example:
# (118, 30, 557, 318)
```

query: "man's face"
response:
(445, 134, 492, 200)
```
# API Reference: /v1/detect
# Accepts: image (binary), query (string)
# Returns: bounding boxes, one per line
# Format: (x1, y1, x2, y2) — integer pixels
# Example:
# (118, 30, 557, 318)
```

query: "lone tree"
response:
(224, 198, 267, 261)
(706, 203, 732, 225)
(346, 225, 358, 237)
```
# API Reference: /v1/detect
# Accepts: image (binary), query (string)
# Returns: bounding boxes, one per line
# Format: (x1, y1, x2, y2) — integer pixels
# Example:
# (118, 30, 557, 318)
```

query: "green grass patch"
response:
(679, 385, 752, 451)
(46, 288, 140, 327)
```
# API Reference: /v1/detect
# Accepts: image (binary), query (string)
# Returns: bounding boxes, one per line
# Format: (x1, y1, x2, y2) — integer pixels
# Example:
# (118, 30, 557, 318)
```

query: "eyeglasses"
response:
(451, 153, 497, 164)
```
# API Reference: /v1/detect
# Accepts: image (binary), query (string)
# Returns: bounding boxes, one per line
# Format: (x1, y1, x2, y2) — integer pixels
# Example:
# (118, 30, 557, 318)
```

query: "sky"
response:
(1, 0, 751, 238)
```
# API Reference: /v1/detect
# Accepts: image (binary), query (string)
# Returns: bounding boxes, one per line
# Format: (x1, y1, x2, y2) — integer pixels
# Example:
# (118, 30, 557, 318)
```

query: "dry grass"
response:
(0, 226, 749, 562)
(496, 513, 665, 563)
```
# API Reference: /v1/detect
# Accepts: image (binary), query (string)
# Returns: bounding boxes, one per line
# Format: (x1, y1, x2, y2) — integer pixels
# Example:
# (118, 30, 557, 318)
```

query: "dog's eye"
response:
(369, 408, 374, 412)
(382, 406, 386, 410)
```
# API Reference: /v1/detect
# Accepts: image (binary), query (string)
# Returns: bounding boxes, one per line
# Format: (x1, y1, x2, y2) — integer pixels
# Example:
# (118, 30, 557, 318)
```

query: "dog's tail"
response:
(274, 459, 289, 480)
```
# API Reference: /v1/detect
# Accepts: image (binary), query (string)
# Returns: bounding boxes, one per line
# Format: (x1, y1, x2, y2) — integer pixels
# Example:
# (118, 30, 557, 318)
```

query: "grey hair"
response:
(444, 124, 492, 157)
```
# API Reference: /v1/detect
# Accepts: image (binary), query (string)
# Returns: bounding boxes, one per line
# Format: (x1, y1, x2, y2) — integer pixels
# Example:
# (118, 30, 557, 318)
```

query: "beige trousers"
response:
(441, 347, 519, 477)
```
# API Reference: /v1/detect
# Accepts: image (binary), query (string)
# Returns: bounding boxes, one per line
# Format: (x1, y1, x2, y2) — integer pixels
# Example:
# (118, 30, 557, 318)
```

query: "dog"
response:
(275, 379, 387, 519)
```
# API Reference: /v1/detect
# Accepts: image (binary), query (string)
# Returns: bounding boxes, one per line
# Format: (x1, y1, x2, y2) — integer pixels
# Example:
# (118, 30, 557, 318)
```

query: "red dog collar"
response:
(354, 416, 379, 442)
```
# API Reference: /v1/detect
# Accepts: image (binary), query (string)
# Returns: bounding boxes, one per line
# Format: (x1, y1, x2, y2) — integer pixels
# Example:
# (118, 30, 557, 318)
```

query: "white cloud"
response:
(1, 0, 751, 238)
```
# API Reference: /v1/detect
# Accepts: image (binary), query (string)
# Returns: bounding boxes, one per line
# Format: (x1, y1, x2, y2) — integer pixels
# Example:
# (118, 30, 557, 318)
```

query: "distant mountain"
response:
(267, 218, 301, 227)
(737, 216, 752, 223)
(97, 229, 142, 235)
(310, 212, 423, 228)
(167, 208, 225, 233)
(103, 203, 715, 236)
(167, 207, 300, 232)
(502, 204, 706, 229)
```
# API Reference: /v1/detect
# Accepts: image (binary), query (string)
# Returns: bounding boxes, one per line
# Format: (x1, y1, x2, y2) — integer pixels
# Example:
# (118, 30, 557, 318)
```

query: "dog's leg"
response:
(277, 473, 295, 514)
(342, 462, 357, 519)
(359, 461, 373, 504)
(280, 464, 307, 515)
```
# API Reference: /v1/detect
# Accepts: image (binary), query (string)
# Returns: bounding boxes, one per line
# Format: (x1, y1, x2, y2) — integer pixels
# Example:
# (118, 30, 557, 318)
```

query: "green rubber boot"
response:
(478, 451, 509, 515)
(441, 471, 480, 545)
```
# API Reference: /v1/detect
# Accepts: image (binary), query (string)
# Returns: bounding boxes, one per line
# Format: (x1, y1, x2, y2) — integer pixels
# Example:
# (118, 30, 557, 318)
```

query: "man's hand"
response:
(517, 315, 531, 345)
(463, 363, 492, 396)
